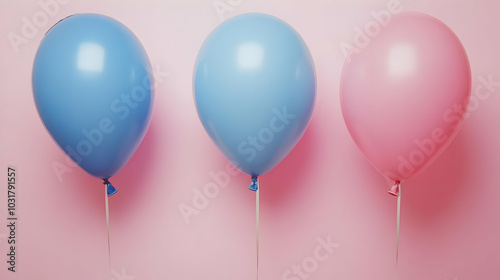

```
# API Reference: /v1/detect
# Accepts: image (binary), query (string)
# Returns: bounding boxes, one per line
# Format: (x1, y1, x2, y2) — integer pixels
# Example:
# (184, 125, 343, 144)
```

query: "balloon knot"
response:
(249, 176, 258, 192)
(388, 181, 400, 197)
(103, 178, 117, 197)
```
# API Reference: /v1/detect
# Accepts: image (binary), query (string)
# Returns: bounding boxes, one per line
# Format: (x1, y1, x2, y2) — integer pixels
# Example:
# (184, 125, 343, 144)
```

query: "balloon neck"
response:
(249, 176, 259, 192)
(388, 181, 400, 197)
(103, 179, 117, 197)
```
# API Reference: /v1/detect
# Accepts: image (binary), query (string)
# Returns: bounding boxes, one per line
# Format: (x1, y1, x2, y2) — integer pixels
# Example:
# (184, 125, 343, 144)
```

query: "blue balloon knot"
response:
(103, 179, 117, 197)
(248, 176, 258, 191)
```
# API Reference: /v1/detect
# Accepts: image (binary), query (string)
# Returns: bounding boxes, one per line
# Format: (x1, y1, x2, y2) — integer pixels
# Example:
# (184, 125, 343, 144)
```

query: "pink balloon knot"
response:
(388, 182, 400, 197)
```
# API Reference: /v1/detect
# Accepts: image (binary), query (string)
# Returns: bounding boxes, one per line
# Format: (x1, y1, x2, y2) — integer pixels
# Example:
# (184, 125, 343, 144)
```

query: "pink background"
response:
(1, 0, 500, 279)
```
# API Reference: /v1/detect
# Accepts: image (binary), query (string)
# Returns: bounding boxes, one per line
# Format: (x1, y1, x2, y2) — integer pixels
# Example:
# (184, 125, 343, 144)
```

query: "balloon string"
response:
(248, 175, 259, 279)
(104, 183, 111, 267)
(396, 182, 402, 278)
(256, 184, 260, 280)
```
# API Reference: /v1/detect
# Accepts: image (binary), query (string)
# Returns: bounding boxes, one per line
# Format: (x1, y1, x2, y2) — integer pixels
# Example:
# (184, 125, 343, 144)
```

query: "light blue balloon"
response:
(33, 14, 154, 188)
(194, 13, 316, 187)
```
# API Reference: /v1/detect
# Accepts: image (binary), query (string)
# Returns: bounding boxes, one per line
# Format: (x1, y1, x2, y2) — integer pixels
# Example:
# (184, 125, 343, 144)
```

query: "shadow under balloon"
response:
(402, 130, 472, 226)
(258, 119, 319, 210)
(108, 118, 162, 220)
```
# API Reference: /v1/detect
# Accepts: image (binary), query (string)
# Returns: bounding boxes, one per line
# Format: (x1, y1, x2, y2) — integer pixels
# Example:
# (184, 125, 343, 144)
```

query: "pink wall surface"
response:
(1, 0, 500, 279)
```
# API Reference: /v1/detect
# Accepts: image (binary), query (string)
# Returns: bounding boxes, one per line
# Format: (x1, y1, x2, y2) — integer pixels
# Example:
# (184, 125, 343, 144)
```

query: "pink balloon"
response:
(340, 12, 471, 186)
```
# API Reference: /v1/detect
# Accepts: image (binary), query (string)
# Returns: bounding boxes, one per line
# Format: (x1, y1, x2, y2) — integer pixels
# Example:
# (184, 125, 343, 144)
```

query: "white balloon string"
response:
(105, 184, 111, 267)
(396, 182, 402, 279)
(256, 185, 260, 280)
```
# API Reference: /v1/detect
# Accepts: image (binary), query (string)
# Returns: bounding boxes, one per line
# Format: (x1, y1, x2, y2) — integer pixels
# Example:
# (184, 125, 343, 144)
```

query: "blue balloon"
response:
(194, 13, 316, 189)
(33, 14, 154, 192)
